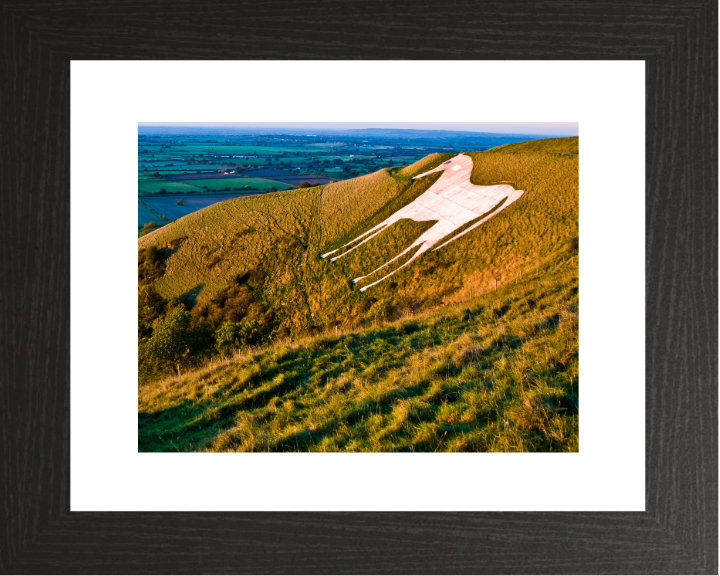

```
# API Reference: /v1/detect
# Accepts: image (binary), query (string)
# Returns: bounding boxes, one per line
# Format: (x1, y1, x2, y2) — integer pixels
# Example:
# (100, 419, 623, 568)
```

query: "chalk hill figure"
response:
(322, 154, 524, 290)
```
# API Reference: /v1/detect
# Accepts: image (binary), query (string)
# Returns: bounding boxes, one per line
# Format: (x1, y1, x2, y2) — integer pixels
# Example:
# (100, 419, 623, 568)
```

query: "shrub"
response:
(145, 245, 160, 265)
(139, 222, 160, 237)
(215, 319, 261, 357)
(138, 285, 166, 338)
(139, 310, 214, 379)
(397, 320, 420, 335)
(193, 277, 256, 327)
(138, 245, 168, 285)
(368, 298, 394, 321)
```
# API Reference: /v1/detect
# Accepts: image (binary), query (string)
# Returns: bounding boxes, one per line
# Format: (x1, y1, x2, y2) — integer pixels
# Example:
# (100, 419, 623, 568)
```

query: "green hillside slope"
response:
(139, 138, 577, 338)
(139, 256, 578, 452)
(138, 137, 579, 451)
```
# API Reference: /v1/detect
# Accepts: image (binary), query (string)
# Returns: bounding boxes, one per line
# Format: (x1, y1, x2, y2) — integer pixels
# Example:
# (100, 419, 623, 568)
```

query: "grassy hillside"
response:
(138, 137, 579, 451)
(138, 138, 577, 338)
(138, 154, 455, 336)
(139, 256, 578, 452)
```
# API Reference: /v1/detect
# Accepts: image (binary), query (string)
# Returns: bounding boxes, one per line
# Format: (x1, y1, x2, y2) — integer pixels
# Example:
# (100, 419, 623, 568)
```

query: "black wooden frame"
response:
(1, 1, 717, 573)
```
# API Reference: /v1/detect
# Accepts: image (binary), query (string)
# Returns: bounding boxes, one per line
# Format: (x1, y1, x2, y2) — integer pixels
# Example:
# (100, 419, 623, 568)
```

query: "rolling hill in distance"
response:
(138, 136, 579, 452)
(138, 125, 562, 140)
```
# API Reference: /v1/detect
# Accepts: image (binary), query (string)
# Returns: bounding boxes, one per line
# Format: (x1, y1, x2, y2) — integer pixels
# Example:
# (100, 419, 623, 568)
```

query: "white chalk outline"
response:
(322, 154, 524, 291)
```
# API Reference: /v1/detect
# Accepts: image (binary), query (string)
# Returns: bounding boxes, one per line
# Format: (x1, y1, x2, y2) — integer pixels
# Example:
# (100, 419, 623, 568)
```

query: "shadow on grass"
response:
(180, 283, 204, 309)
(139, 401, 211, 452)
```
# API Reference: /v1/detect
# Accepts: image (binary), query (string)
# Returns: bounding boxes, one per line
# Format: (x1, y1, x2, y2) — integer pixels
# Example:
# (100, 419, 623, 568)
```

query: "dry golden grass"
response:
(138, 138, 580, 452)
(139, 258, 579, 452)
(351, 137, 579, 312)
(138, 138, 577, 338)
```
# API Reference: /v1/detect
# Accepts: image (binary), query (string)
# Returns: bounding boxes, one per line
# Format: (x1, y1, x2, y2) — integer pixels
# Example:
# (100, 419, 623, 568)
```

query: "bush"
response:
(145, 245, 160, 265)
(139, 222, 160, 237)
(397, 320, 420, 335)
(138, 245, 168, 285)
(138, 285, 166, 338)
(368, 298, 394, 321)
(193, 276, 256, 327)
(139, 310, 214, 379)
(215, 319, 261, 357)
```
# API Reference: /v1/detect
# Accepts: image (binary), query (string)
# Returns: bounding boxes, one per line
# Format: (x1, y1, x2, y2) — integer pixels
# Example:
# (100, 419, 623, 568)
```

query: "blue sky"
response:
(137, 122, 578, 136)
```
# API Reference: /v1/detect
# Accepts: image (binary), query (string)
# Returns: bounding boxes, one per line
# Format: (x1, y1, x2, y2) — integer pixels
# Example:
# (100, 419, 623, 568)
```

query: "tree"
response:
(214, 319, 261, 357)
(144, 245, 160, 264)
(138, 285, 166, 338)
(139, 222, 160, 237)
(139, 310, 214, 379)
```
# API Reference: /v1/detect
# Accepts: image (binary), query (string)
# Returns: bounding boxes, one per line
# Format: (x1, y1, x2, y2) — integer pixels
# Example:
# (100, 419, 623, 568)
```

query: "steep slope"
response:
(138, 155, 452, 336)
(139, 255, 579, 452)
(322, 154, 524, 291)
(138, 138, 578, 339)
(336, 137, 579, 319)
(138, 137, 580, 452)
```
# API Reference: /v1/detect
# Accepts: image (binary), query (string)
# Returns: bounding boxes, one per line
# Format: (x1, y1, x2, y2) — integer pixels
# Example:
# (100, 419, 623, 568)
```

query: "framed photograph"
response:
(2, 1, 716, 573)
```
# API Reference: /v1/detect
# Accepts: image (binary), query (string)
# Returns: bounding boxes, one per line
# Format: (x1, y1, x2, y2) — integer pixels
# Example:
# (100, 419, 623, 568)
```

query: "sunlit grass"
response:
(138, 139, 577, 338)
(137, 138, 580, 452)
(139, 259, 578, 452)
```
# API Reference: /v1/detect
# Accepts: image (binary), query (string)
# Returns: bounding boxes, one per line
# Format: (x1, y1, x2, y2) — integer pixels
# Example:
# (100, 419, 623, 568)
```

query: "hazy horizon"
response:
(138, 122, 578, 137)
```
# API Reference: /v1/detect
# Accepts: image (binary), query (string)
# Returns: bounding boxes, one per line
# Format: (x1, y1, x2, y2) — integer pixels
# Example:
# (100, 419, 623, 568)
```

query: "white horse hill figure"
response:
(322, 154, 524, 291)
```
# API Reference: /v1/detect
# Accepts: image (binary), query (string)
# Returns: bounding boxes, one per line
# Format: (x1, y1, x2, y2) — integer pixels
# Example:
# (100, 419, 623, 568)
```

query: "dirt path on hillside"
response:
(297, 187, 325, 328)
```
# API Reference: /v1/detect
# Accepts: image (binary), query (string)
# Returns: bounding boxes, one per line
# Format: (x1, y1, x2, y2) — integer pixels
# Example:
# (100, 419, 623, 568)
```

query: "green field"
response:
(137, 177, 293, 195)
(138, 161, 193, 167)
(140, 170, 211, 176)
(138, 181, 202, 195)
(270, 156, 306, 163)
(202, 157, 275, 165)
(187, 177, 294, 192)
(176, 146, 333, 154)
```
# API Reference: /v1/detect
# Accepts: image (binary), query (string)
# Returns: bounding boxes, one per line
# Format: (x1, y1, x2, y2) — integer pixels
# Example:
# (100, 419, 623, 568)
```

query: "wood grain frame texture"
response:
(0, 0, 717, 573)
